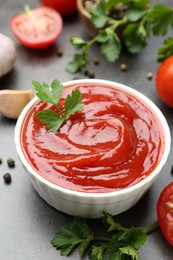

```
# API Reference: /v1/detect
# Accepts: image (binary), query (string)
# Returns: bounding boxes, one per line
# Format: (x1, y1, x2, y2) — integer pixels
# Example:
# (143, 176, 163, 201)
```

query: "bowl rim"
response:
(77, 0, 91, 19)
(15, 79, 171, 198)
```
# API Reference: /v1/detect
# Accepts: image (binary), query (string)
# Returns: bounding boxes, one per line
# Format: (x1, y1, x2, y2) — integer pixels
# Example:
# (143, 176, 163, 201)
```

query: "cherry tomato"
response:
(11, 7, 63, 49)
(156, 55, 173, 109)
(40, 0, 77, 15)
(157, 182, 173, 246)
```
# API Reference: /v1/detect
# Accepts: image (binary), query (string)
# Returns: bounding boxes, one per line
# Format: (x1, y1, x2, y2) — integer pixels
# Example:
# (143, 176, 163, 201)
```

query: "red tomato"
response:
(11, 7, 63, 49)
(40, 0, 77, 15)
(157, 182, 173, 246)
(156, 55, 173, 109)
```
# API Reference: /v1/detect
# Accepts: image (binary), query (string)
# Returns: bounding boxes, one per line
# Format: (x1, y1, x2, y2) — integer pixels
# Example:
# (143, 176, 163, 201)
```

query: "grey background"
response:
(0, 0, 173, 259)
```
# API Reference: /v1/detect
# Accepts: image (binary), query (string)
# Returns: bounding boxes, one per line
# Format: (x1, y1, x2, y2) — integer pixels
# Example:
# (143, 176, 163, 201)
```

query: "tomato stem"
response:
(145, 220, 159, 234)
(24, 5, 32, 16)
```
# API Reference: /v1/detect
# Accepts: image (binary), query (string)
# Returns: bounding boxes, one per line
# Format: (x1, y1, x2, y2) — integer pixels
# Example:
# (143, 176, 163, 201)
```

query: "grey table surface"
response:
(0, 0, 173, 259)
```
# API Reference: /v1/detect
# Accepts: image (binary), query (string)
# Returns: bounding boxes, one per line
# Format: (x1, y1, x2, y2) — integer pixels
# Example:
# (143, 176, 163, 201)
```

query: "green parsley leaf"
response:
(123, 23, 147, 53)
(90, 0, 109, 28)
(123, 227, 147, 250)
(106, 0, 149, 10)
(36, 110, 65, 132)
(65, 89, 84, 117)
(32, 79, 63, 106)
(97, 28, 121, 61)
(89, 245, 106, 260)
(101, 34, 121, 62)
(119, 246, 139, 260)
(102, 211, 122, 232)
(34, 79, 84, 131)
(149, 4, 173, 36)
(70, 36, 87, 49)
(103, 211, 147, 248)
(132, 0, 149, 9)
(157, 37, 173, 62)
(96, 31, 110, 43)
(51, 217, 94, 257)
(103, 211, 147, 259)
(108, 250, 122, 259)
(125, 7, 147, 22)
(66, 52, 88, 73)
(66, 54, 83, 73)
(67, 37, 89, 73)
(106, 0, 129, 10)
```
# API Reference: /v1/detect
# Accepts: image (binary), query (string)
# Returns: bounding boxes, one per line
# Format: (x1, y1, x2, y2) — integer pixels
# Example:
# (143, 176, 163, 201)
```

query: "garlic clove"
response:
(0, 33, 16, 78)
(0, 89, 34, 119)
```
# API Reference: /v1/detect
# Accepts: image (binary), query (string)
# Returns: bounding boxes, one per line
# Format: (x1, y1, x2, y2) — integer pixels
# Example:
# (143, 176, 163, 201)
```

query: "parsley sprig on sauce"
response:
(51, 211, 158, 259)
(32, 79, 84, 132)
(66, 0, 173, 73)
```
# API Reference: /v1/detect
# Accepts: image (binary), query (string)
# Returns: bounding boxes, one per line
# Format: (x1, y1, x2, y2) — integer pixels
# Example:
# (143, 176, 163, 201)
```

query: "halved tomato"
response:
(157, 182, 173, 246)
(11, 6, 63, 49)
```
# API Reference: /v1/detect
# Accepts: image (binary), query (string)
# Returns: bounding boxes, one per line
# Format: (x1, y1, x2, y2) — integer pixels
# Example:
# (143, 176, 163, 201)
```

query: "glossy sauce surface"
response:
(21, 84, 165, 192)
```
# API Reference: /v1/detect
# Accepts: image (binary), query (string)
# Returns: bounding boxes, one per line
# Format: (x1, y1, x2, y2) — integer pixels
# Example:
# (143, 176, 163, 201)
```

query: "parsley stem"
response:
(87, 35, 99, 48)
(110, 16, 128, 31)
(89, 16, 127, 47)
(56, 104, 63, 117)
(145, 220, 159, 235)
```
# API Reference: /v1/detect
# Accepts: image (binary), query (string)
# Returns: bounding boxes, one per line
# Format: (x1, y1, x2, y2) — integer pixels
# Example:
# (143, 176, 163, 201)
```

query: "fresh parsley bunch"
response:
(51, 211, 158, 259)
(66, 0, 173, 73)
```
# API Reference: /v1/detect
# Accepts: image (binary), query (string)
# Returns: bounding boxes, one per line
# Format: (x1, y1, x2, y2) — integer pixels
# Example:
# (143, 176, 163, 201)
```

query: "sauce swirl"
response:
(21, 84, 165, 193)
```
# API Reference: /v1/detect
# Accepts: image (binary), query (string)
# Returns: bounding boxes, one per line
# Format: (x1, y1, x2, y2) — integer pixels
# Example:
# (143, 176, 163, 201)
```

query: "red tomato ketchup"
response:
(21, 84, 165, 193)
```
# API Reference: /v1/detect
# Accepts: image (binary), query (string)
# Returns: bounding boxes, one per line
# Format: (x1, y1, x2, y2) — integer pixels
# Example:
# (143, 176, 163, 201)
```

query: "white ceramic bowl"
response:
(15, 79, 171, 218)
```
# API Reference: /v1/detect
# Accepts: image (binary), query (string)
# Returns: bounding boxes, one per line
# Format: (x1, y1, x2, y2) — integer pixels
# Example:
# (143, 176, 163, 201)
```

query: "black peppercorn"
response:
(171, 165, 173, 176)
(0, 157, 2, 164)
(3, 173, 11, 184)
(93, 57, 100, 65)
(56, 47, 63, 57)
(84, 70, 89, 76)
(88, 70, 95, 78)
(7, 158, 15, 168)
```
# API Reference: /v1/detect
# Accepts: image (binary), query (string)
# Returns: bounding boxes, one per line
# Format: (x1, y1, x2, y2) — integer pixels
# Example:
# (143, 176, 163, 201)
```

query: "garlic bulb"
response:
(0, 33, 16, 77)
